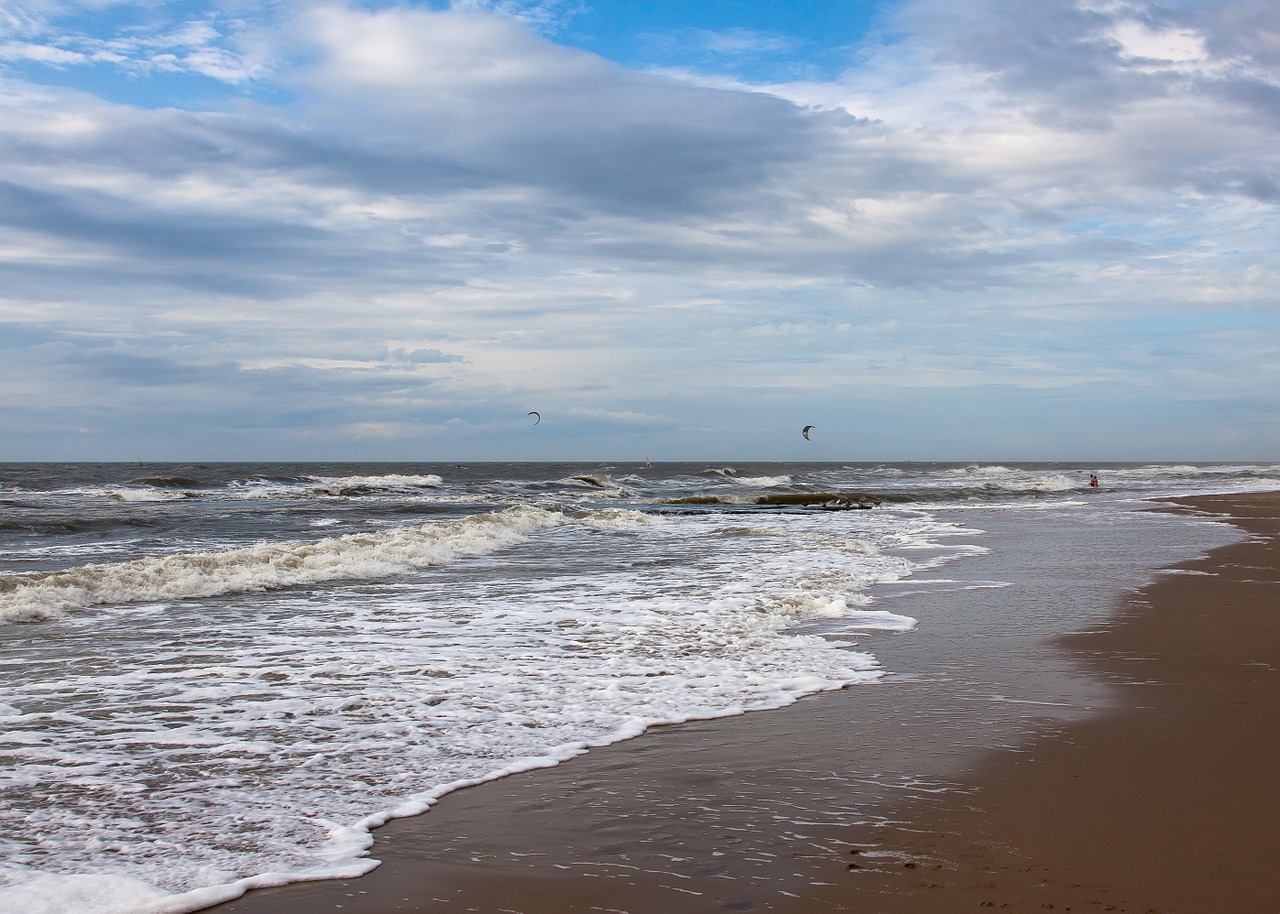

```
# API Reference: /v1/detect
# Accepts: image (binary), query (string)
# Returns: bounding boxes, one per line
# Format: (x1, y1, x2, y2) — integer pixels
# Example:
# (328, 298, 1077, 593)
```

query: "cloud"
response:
(282, 4, 847, 220)
(0, 0, 1277, 459)
(454, 0, 589, 35)
(635, 24, 808, 78)
(388, 346, 466, 365)
(0, 4, 268, 84)
(565, 406, 670, 426)
(0, 40, 86, 65)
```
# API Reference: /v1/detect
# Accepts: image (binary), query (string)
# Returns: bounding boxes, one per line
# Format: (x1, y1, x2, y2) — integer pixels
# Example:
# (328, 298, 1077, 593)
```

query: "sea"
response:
(1, 461, 1277, 914)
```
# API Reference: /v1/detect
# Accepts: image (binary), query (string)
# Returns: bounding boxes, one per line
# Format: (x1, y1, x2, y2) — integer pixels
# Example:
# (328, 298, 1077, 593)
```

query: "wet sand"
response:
(210, 491, 1280, 914)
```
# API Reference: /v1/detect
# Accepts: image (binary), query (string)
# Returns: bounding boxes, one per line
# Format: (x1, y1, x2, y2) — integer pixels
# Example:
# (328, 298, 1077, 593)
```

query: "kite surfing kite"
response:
(528, 411, 541, 425)
(802, 425, 814, 441)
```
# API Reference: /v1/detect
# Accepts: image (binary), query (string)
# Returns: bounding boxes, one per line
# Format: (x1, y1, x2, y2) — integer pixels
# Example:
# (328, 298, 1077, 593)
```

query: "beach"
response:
(207, 490, 1280, 914)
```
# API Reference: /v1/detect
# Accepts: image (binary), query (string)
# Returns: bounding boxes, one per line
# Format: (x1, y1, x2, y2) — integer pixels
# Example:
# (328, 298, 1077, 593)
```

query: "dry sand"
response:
(210, 492, 1280, 914)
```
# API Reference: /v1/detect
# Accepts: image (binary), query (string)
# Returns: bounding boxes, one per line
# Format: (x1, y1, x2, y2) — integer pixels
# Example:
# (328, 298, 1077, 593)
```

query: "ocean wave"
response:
(953, 464, 1011, 478)
(0, 515, 158, 536)
(0, 507, 653, 623)
(1129, 463, 1280, 481)
(220, 473, 446, 500)
(127, 476, 204, 489)
(570, 507, 663, 530)
(935, 466, 1081, 494)
(104, 488, 195, 503)
(559, 474, 614, 489)
(1001, 473, 1076, 492)
(665, 494, 756, 506)
(664, 490, 889, 509)
(300, 474, 445, 498)
(305, 473, 444, 490)
(734, 475, 793, 487)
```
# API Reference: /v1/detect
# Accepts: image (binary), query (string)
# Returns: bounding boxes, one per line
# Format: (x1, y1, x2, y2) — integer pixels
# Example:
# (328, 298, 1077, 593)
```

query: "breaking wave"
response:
(0, 507, 652, 623)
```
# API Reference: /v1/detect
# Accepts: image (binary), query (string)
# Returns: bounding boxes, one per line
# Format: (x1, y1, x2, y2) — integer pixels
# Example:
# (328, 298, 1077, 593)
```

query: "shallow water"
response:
(0, 461, 1273, 914)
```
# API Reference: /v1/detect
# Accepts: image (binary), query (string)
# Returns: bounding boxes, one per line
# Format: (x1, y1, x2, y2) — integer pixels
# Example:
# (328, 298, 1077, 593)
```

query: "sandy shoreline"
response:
(210, 491, 1280, 914)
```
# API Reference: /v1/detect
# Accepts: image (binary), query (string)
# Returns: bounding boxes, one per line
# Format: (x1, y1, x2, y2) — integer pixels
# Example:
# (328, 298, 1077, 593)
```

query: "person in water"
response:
(1089, 473, 1099, 487)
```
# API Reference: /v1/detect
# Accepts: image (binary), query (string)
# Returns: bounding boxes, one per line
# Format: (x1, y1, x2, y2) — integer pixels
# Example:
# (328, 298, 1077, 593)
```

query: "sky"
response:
(0, 0, 1277, 462)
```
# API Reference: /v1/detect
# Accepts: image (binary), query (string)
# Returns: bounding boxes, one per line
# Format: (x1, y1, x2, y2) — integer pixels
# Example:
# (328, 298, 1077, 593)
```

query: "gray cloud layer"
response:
(0, 0, 1277, 460)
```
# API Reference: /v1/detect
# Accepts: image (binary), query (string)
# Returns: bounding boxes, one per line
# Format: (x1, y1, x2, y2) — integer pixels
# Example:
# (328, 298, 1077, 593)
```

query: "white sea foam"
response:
(217, 474, 446, 501)
(960, 464, 1012, 476)
(0, 506, 651, 622)
(105, 489, 191, 503)
(0, 505, 940, 914)
(1009, 473, 1075, 492)
(0, 873, 172, 914)
(832, 609, 918, 630)
(734, 475, 793, 486)
(305, 473, 443, 489)
(948, 466, 1078, 492)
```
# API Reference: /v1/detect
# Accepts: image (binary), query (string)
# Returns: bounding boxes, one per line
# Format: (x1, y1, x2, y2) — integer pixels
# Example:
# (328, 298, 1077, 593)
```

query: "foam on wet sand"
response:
(208, 491, 1280, 914)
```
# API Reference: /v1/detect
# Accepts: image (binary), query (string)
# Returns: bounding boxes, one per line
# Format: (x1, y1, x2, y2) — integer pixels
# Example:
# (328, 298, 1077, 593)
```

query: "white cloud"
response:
(566, 406, 669, 425)
(0, 40, 85, 64)
(1109, 20, 1209, 67)
(0, 0, 1277, 460)
(0, 4, 269, 84)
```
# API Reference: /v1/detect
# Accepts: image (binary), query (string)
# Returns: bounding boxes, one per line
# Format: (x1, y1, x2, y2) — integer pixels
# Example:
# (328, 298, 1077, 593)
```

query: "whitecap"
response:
(0, 506, 567, 622)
